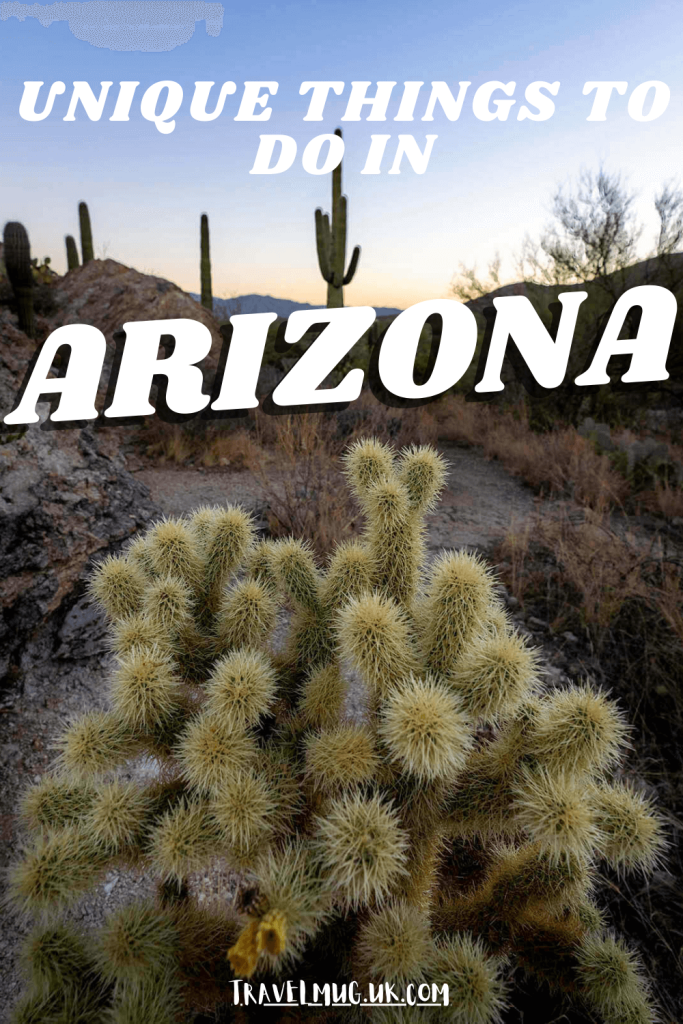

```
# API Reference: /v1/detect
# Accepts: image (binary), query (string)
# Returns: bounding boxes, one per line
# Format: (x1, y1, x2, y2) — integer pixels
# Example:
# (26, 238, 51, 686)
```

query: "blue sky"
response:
(1, 0, 682, 307)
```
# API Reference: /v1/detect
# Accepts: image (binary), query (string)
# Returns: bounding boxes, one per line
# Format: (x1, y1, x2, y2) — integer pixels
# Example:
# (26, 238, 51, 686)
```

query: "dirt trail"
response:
(0, 443, 543, 1018)
(133, 443, 540, 555)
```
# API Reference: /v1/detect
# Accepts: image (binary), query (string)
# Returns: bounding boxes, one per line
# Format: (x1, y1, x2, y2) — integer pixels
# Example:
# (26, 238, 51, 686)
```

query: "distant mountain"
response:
(190, 293, 402, 319)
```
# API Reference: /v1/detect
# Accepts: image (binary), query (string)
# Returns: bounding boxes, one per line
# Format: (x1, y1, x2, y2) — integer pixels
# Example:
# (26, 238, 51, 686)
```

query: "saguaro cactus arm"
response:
(344, 244, 361, 286)
(314, 208, 333, 283)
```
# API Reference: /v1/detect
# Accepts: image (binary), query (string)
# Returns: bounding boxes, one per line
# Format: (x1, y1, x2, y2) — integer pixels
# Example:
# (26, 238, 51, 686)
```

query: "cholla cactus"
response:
(8, 439, 666, 1023)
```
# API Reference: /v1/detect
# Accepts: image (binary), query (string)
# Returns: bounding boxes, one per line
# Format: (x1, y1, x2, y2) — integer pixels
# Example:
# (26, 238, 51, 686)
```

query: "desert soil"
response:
(0, 443, 577, 1019)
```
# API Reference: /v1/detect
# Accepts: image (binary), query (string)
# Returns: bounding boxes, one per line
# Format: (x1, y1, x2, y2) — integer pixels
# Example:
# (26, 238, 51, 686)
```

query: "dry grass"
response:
(538, 511, 653, 631)
(248, 395, 440, 559)
(497, 506, 683, 1024)
(141, 422, 260, 470)
(250, 415, 358, 560)
(641, 481, 683, 521)
(146, 423, 195, 464)
(498, 506, 683, 651)
(200, 430, 261, 470)
(139, 392, 441, 560)
(141, 392, 683, 523)
(497, 515, 536, 607)
(436, 396, 630, 513)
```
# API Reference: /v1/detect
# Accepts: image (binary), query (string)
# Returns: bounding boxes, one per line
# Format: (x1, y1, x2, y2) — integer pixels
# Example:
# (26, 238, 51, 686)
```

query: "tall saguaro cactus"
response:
(200, 213, 213, 312)
(79, 202, 94, 263)
(3, 221, 35, 338)
(65, 235, 80, 271)
(315, 128, 360, 308)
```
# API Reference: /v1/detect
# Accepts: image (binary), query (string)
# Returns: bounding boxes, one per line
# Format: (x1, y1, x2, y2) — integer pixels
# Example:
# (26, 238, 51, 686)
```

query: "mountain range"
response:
(190, 293, 402, 319)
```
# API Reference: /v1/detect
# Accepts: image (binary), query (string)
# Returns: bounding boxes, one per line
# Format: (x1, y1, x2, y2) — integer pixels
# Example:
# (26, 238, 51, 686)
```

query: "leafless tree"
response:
(519, 168, 639, 299)
(654, 180, 683, 256)
(450, 253, 501, 302)
(516, 167, 683, 298)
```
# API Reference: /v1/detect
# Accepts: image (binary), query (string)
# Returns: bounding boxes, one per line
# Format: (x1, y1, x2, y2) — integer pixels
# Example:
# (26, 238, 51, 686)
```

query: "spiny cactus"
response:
(315, 128, 360, 307)
(200, 212, 213, 312)
(3, 221, 35, 337)
(65, 234, 80, 271)
(9, 440, 666, 1023)
(79, 201, 94, 263)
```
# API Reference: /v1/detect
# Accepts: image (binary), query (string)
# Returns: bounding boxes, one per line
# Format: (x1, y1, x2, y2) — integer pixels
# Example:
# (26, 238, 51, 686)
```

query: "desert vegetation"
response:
(1, 164, 682, 1023)
(7, 438, 671, 1024)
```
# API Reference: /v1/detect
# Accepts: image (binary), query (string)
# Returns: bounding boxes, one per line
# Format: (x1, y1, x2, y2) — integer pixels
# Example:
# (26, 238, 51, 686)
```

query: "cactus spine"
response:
(315, 128, 360, 307)
(78, 201, 94, 263)
(3, 221, 35, 338)
(65, 234, 80, 271)
(200, 212, 213, 312)
(8, 445, 665, 1024)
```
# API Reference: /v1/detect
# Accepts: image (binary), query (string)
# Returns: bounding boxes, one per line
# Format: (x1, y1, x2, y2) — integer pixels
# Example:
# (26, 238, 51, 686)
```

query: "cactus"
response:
(79, 201, 94, 263)
(315, 128, 360, 307)
(8, 440, 666, 1023)
(65, 235, 80, 271)
(200, 212, 213, 312)
(3, 221, 35, 338)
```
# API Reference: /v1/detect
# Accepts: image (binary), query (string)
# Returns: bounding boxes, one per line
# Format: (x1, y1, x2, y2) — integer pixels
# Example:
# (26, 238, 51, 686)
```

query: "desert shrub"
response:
(8, 440, 666, 1023)
(640, 480, 683, 521)
(437, 396, 629, 512)
(251, 397, 439, 557)
(201, 429, 260, 470)
(496, 509, 683, 1023)
(499, 508, 683, 649)
(140, 420, 260, 470)
(250, 414, 357, 559)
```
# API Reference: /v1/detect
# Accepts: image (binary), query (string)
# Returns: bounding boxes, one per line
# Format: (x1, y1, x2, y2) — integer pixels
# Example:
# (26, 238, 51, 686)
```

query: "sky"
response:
(1, 0, 683, 308)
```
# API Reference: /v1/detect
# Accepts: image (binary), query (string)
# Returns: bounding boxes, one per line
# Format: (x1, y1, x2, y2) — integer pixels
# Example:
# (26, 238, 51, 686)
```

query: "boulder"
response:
(0, 313, 159, 687)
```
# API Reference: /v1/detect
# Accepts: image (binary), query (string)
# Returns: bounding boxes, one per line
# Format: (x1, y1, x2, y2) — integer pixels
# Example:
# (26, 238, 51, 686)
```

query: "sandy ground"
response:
(132, 443, 542, 553)
(0, 443, 563, 1020)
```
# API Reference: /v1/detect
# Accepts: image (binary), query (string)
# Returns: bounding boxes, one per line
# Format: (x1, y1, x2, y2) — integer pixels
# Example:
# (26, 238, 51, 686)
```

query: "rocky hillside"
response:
(0, 320, 160, 687)
(0, 257, 229, 689)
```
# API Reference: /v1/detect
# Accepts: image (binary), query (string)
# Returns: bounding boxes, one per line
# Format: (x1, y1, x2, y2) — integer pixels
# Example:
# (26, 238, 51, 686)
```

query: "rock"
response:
(51, 259, 222, 348)
(624, 437, 669, 474)
(0, 321, 160, 689)
(579, 414, 683, 483)
(594, 424, 615, 452)
(578, 417, 616, 452)
(562, 631, 579, 643)
(56, 594, 110, 660)
(103, 874, 118, 897)
(0, 743, 21, 766)
(645, 408, 683, 432)
(48, 259, 224, 393)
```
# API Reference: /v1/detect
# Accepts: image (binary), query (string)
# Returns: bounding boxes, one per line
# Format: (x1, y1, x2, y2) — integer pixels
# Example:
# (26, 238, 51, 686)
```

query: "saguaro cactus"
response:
(200, 212, 213, 312)
(315, 128, 360, 307)
(8, 440, 666, 1024)
(78, 201, 94, 263)
(3, 221, 35, 338)
(65, 235, 80, 271)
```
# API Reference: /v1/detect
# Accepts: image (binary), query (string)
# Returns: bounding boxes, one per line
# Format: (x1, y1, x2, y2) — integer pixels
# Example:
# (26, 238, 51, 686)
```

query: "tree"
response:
(450, 254, 501, 302)
(517, 167, 683, 299)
